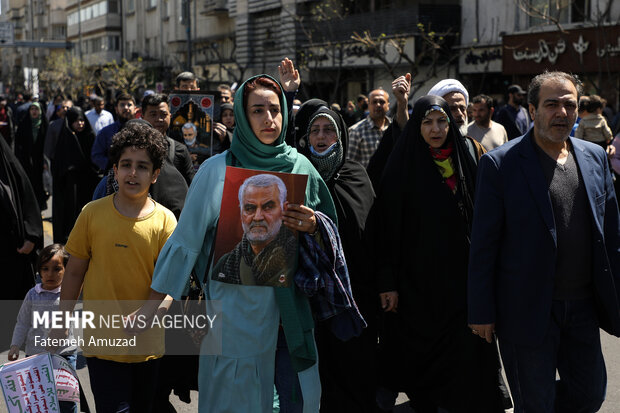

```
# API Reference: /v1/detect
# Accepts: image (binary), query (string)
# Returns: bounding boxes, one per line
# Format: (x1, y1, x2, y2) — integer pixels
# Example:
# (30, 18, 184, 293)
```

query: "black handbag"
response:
(181, 232, 217, 348)
(182, 270, 208, 348)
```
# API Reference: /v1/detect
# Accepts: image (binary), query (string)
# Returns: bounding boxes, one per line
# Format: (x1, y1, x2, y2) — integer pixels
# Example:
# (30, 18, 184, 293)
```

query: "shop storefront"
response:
(502, 24, 620, 107)
(458, 45, 512, 100)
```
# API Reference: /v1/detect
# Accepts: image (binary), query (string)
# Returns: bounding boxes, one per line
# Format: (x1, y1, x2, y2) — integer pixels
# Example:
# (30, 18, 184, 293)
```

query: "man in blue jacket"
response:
(468, 71, 620, 412)
(90, 92, 136, 171)
(495, 84, 531, 140)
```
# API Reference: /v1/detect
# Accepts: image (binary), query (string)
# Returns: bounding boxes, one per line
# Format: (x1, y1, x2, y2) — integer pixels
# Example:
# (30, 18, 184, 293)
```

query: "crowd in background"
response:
(1, 59, 620, 413)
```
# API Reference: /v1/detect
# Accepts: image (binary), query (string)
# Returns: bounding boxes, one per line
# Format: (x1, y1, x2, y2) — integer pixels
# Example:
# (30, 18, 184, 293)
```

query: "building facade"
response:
(0, 0, 68, 94)
(3, 0, 467, 105)
(460, 0, 620, 108)
(65, 0, 122, 66)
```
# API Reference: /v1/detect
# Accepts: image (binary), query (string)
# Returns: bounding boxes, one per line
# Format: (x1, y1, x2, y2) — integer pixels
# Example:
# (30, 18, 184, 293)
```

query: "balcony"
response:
(300, 5, 460, 45)
(67, 14, 121, 38)
(202, 0, 228, 15)
(50, 9, 67, 26)
(9, 7, 26, 21)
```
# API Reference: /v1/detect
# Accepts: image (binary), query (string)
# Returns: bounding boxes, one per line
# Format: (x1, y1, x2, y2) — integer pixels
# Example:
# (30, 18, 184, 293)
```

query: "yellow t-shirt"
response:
(65, 194, 177, 362)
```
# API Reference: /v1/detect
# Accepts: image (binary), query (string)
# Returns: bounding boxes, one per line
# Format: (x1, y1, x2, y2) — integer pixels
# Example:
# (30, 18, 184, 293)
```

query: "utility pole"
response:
(28, 0, 34, 90)
(182, 0, 192, 71)
(77, 0, 83, 61)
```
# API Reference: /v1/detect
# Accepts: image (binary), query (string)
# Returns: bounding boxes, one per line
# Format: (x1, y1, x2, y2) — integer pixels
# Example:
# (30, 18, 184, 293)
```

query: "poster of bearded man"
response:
(212, 167, 308, 287)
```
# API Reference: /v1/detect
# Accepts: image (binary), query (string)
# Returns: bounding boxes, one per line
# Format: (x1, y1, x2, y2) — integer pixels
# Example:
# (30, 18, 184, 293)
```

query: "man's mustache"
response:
(249, 221, 268, 230)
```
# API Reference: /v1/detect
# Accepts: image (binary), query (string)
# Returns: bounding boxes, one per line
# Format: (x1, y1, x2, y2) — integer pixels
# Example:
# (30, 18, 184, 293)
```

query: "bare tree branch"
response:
(515, 0, 568, 33)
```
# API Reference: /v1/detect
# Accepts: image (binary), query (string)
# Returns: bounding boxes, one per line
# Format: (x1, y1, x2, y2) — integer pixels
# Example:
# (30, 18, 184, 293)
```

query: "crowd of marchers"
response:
(1, 58, 620, 413)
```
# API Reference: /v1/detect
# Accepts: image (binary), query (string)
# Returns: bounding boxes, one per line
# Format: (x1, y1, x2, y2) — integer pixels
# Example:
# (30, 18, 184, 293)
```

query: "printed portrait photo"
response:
(168, 91, 216, 147)
(212, 167, 308, 287)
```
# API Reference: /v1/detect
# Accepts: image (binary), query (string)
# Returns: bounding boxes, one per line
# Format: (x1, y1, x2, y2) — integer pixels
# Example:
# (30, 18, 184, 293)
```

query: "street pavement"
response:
(1, 334, 620, 412)
(1, 200, 618, 412)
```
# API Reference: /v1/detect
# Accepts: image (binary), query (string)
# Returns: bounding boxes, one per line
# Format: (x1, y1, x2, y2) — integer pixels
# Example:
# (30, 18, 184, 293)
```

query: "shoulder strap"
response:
(202, 227, 218, 285)
(463, 136, 486, 164)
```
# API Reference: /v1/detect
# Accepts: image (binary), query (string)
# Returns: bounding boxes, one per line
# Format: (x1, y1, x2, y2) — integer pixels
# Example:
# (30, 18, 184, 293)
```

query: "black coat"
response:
(0, 106, 15, 149)
(14, 111, 48, 210)
(371, 96, 506, 412)
(294, 99, 377, 413)
(166, 136, 195, 185)
(149, 159, 188, 220)
(366, 122, 402, 191)
(51, 111, 99, 243)
(0, 135, 42, 300)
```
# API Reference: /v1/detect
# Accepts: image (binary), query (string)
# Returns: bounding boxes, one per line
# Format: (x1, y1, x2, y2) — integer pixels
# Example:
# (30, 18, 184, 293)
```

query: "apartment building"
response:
(65, 0, 122, 66)
(0, 0, 68, 93)
(460, 0, 620, 106)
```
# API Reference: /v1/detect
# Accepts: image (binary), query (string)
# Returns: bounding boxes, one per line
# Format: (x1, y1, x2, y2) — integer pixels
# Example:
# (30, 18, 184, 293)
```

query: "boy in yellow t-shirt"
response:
(58, 121, 177, 412)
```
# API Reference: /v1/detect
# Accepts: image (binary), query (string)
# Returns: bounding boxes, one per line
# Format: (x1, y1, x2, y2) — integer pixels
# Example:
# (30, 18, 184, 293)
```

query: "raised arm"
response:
(278, 57, 301, 93)
(392, 73, 411, 130)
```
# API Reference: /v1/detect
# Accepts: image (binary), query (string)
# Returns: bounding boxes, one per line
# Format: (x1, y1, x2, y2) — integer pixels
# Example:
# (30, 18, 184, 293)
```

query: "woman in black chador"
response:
(14, 102, 48, 210)
(295, 99, 377, 412)
(371, 95, 509, 412)
(51, 106, 99, 243)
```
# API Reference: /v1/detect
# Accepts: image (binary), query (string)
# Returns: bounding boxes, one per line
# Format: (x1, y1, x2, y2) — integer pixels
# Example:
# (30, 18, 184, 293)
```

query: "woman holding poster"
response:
(149, 61, 337, 413)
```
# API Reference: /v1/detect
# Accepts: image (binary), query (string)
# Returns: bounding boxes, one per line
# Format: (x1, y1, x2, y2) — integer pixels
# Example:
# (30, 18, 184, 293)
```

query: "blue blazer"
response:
(468, 130, 620, 346)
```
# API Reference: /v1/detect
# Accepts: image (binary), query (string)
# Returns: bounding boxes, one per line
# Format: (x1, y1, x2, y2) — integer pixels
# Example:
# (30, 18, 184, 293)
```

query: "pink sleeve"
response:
(611, 136, 620, 175)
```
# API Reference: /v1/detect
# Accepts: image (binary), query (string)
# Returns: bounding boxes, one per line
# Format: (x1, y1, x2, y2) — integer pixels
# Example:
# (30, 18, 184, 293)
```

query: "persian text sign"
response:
(51, 356, 79, 403)
(503, 24, 620, 74)
(459, 46, 502, 73)
(0, 353, 59, 412)
(307, 36, 415, 69)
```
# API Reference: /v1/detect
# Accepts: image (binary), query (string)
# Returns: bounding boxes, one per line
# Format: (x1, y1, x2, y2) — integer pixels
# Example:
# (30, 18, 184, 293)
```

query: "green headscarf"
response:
(228, 74, 337, 372)
(30, 102, 42, 143)
(231, 75, 292, 169)
(229, 74, 337, 221)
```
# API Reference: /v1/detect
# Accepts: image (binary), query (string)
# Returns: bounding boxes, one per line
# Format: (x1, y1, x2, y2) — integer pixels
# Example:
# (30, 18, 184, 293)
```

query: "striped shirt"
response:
(347, 116, 391, 168)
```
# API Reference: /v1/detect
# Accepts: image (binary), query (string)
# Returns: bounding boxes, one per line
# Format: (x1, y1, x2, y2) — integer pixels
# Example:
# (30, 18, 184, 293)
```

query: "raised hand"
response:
(391, 73, 411, 106)
(392, 73, 412, 129)
(278, 58, 301, 93)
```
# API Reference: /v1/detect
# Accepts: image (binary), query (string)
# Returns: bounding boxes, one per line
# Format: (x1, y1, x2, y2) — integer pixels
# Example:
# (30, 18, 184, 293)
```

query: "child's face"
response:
(113, 147, 160, 200)
(40, 253, 65, 290)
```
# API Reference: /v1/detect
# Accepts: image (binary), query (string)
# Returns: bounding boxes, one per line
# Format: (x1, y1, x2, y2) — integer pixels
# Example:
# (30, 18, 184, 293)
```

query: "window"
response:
(148, 0, 158, 8)
(68, 12, 78, 26)
(70, 1, 112, 25)
(52, 25, 66, 40)
(528, 0, 588, 26)
(90, 37, 102, 53)
(106, 36, 120, 51)
(97, 1, 107, 17)
(127, 0, 135, 13)
(108, 0, 119, 14)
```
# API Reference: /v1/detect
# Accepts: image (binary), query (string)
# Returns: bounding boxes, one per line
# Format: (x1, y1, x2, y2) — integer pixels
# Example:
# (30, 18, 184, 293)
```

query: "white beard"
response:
(243, 219, 282, 244)
(459, 121, 469, 137)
